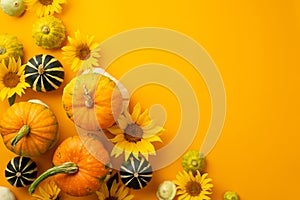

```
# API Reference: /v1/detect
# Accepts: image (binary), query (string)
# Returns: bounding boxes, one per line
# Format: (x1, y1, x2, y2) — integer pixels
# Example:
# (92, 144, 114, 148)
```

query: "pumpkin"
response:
(32, 16, 66, 49)
(182, 150, 206, 174)
(28, 135, 110, 197)
(0, 34, 23, 64)
(5, 156, 38, 187)
(0, 186, 16, 200)
(25, 54, 64, 92)
(62, 72, 123, 131)
(0, 100, 59, 157)
(120, 156, 153, 190)
(224, 191, 239, 200)
(0, 0, 25, 17)
(156, 181, 177, 200)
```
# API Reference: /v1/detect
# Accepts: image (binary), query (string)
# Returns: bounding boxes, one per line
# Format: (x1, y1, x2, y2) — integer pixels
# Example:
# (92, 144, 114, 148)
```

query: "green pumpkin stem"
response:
(11, 125, 31, 147)
(28, 162, 78, 194)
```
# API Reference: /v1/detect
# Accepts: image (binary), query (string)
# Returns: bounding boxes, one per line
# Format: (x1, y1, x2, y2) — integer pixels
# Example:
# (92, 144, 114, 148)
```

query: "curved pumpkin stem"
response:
(83, 85, 94, 108)
(28, 162, 78, 194)
(11, 125, 31, 147)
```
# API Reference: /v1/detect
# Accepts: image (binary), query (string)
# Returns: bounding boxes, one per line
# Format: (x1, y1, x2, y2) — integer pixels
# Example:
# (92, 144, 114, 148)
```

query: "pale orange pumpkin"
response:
(62, 72, 123, 131)
(0, 101, 58, 157)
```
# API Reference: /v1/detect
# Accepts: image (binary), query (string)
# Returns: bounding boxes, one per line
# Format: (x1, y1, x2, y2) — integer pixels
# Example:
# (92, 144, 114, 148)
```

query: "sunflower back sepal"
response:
(8, 94, 16, 106)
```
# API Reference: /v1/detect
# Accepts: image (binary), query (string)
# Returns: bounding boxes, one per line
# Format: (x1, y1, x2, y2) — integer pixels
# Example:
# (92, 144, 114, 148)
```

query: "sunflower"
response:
(31, 180, 61, 200)
(24, 0, 67, 17)
(107, 103, 164, 161)
(174, 170, 213, 200)
(62, 30, 100, 73)
(0, 33, 23, 63)
(96, 180, 134, 200)
(0, 57, 30, 103)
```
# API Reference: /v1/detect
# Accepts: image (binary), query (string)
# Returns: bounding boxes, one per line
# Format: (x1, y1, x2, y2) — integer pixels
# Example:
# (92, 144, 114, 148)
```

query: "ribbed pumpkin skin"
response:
(53, 136, 110, 196)
(0, 33, 23, 63)
(32, 16, 66, 49)
(25, 54, 64, 92)
(5, 156, 38, 187)
(120, 156, 153, 190)
(0, 101, 59, 157)
(62, 73, 123, 131)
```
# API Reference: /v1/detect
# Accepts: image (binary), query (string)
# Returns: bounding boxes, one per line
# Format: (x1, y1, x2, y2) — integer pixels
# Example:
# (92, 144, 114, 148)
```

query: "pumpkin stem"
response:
(42, 25, 50, 34)
(28, 162, 78, 194)
(11, 125, 31, 147)
(0, 47, 6, 55)
(83, 85, 94, 108)
(38, 64, 45, 75)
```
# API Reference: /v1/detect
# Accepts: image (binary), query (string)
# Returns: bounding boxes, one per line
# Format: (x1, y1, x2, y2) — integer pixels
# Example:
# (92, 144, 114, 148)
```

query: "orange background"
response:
(0, 0, 299, 199)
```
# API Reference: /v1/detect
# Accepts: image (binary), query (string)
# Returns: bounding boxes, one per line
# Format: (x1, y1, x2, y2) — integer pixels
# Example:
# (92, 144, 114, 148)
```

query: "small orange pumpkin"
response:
(0, 100, 58, 157)
(62, 72, 123, 131)
(29, 135, 110, 197)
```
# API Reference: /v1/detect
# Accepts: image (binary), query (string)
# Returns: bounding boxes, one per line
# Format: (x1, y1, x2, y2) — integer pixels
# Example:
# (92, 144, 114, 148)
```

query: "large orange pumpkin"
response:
(29, 135, 110, 197)
(0, 101, 58, 157)
(62, 72, 123, 131)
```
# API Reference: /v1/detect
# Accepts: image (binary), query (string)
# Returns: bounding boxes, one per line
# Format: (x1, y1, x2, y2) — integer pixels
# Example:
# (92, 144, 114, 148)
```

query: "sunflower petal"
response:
(143, 126, 164, 137)
(107, 126, 124, 135)
(131, 103, 141, 122)
(144, 135, 162, 143)
(136, 108, 151, 126)
(111, 145, 124, 157)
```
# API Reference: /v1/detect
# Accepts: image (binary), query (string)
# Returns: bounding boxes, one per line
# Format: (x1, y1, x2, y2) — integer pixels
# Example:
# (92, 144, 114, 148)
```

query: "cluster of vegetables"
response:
(0, 29, 154, 200)
(0, 0, 156, 199)
(0, 49, 150, 197)
(0, 82, 118, 196)
(0, 69, 156, 199)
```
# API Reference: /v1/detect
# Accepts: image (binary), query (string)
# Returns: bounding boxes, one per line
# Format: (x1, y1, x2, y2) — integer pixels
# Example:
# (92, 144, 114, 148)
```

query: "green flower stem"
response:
(11, 125, 30, 147)
(28, 162, 78, 194)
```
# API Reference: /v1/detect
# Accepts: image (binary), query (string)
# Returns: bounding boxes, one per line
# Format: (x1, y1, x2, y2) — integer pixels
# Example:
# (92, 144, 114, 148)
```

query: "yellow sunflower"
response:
(174, 170, 213, 200)
(0, 57, 30, 103)
(0, 33, 23, 63)
(24, 0, 67, 17)
(62, 30, 100, 73)
(31, 180, 61, 200)
(96, 180, 134, 200)
(107, 103, 164, 161)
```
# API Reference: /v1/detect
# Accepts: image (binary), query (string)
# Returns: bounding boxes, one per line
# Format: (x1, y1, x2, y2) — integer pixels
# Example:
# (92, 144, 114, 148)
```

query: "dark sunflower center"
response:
(186, 181, 202, 196)
(105, 197, 118, 200)
(124, 123, 143, 143)
(77, 45, 91, 60)
(0, 46, 6, 55)
(3, 72, 20, 88)
(39, 0, 53, 5)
